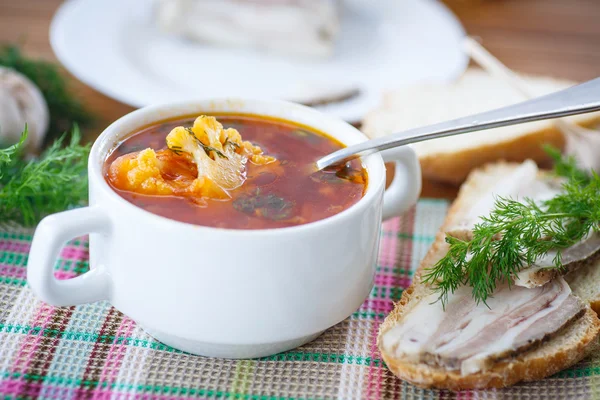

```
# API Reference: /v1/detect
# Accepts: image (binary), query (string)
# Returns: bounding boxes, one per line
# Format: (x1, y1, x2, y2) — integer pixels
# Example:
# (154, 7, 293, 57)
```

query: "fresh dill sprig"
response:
(168, 145, 184, 156)
(184, 128, 228, 159)
(0, 129, 26, 171)
(422, 151, 600, 307)
(0, 46, 93, 144)
(223, 137, 240, 149)
(0, 126, 90, 226)
(544, 144, 591, 183)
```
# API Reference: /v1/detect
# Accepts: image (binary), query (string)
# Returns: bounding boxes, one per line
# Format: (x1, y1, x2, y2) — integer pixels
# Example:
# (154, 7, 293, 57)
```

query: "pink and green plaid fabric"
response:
(1, 199, 599, 399)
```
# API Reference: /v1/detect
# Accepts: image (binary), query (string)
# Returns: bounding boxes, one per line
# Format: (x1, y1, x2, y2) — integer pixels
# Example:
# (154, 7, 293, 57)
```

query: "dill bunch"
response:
(422, 151, 600, 306)
(0, 45, 93, 144)
(0, 127, 90, 226)
(543, 144, 591, 184)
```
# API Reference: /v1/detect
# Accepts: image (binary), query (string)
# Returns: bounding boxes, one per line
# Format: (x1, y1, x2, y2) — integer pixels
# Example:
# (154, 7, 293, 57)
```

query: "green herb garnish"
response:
(422, 147, 599, 307)
(223, 138, 240, 150)
(0, 46, 92, 144)
(168, 145, 184, 156)
(543, 143, 591, 184)
(233, 188, 294, 221)
(0, 126, 90, 226)
(184, 128, 228, 159)
(0, 129, 26, 169)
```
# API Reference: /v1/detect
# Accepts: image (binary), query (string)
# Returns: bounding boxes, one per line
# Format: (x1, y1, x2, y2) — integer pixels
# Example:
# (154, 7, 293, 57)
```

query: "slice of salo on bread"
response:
(377, 162, 600, 390)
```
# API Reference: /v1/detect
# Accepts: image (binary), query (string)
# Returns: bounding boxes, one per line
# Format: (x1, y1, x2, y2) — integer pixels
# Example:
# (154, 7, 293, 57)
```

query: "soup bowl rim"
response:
(89, 97, 386, 235)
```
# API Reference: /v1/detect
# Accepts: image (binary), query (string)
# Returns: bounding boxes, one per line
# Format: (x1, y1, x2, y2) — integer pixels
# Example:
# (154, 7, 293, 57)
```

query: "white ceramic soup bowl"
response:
(27, 99, 421, 358)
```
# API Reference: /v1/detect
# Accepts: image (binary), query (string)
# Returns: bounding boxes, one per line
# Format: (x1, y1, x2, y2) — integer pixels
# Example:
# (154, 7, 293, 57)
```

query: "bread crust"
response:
(419, 125, 566, 184)
(377, 161, 600, 389)
(419, 116, 600, 185)
(590, 298, 600, 315)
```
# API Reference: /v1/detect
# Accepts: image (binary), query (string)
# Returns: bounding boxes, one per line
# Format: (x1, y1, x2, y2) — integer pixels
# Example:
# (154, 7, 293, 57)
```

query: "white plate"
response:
(50, 0, 467, 122)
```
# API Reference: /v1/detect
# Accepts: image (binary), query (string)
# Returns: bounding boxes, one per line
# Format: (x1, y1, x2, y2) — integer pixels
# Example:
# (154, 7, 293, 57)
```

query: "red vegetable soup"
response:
(104, 114, 367, 229)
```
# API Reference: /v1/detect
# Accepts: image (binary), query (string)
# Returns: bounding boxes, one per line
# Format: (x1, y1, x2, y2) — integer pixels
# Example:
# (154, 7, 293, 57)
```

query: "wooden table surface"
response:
(2, 0, 600, 199)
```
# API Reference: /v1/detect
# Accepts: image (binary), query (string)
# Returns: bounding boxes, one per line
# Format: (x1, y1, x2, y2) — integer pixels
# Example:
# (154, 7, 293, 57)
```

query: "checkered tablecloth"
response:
(0, 199, 599, 399)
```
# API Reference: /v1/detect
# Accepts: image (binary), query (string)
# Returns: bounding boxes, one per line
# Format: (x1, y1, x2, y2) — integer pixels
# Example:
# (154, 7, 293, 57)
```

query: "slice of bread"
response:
(362, 69, 600, 185)
(378, 162, 600, 390)
(567, 259, 600, 315)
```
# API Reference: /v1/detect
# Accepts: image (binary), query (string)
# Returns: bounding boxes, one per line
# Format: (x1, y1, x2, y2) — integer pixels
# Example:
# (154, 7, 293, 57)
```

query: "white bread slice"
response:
(378, 162, 600, 390)
(362, 69, 600, 185)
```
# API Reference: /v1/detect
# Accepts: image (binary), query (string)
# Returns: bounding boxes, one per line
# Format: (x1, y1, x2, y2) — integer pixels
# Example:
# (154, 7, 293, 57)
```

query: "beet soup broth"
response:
(104, 114, 367, 229)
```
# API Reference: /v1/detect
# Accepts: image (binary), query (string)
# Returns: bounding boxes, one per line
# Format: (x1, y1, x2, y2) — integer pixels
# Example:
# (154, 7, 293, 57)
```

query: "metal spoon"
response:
(316, 76, 600, 170)
(464, 36, 600, 172)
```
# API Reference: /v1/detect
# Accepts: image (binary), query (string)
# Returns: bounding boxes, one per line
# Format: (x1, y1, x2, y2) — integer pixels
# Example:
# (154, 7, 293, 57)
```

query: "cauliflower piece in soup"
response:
(107, 148, 214, 197)
(107, 115, 275, 201)
(108, 148, 173, 195)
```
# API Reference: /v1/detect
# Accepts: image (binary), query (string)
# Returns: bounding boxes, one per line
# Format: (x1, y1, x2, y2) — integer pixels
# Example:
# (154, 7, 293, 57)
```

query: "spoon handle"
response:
(316, 77, 600, 170)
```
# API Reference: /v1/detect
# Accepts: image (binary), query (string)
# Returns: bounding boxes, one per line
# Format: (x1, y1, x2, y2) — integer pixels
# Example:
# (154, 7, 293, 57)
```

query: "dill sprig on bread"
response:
(423, 149, 600, 306)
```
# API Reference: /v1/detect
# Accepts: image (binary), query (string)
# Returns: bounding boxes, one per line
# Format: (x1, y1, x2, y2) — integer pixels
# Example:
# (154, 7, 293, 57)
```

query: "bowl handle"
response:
(27, 207, 112, 307)
(381, 146, 422, 220)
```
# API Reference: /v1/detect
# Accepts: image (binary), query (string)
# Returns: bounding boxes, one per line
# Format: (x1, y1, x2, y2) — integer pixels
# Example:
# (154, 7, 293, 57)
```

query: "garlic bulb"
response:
(0, 67, 49, 151)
